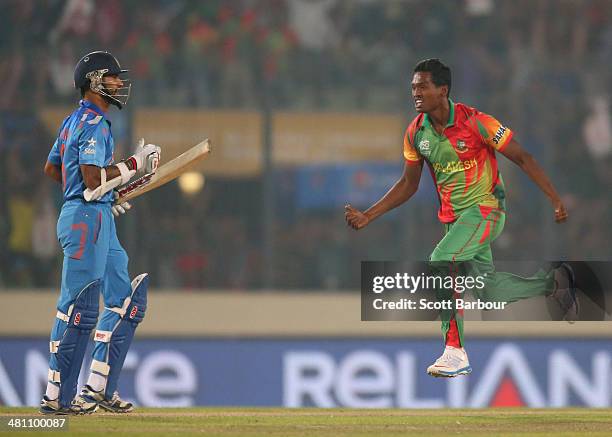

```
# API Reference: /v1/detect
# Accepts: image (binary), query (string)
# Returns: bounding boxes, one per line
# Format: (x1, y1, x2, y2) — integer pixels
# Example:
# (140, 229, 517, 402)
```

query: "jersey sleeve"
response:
(403, 127, 422, 164)
(78, 122, 107, 167)
(48, 117, 70, 165)
(472, 112, 513, 152)
(48, 139, 61, 165)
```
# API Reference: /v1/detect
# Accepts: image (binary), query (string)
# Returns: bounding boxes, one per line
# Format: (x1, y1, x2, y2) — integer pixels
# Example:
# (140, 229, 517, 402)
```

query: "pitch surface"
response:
(1, 408, 611, 436)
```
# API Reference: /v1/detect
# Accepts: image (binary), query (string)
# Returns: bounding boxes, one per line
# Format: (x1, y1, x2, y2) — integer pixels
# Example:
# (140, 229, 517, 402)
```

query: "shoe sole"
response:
(98, 404, 133, 413)
(427, 366, 472, 378)
(39, 407, 97, 415)
(81, 406, 99, 415)
(39, 409, 69, 415)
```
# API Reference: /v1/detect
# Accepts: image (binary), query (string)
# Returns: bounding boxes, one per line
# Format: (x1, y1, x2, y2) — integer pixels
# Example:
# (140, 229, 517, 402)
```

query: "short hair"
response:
(414, 58, 451, 98)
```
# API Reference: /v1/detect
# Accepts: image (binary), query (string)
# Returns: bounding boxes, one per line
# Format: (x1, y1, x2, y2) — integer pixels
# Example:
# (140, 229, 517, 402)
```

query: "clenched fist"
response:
(553, 200, 568, 223)
(345, 204, 370, 230)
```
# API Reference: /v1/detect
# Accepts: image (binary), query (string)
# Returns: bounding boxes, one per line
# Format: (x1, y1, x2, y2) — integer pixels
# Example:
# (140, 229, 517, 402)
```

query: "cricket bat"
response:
(115, 139, 211, 203)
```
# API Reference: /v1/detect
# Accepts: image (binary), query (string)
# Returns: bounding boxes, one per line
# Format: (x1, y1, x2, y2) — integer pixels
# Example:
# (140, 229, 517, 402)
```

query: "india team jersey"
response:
(48, 100, 116, 203)
(404, 100, 513, 223)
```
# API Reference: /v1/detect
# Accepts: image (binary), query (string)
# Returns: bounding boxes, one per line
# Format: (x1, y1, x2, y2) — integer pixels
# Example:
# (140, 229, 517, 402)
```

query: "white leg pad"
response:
(50, 341, 60, 353)
(48, 369, 61, 383)
(55, 304, 74, 322)
(91, 359, 110, 376)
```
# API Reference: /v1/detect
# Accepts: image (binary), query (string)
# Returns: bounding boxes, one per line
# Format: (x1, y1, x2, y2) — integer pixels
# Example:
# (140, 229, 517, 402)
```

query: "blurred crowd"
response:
(1, 0, 610, 290)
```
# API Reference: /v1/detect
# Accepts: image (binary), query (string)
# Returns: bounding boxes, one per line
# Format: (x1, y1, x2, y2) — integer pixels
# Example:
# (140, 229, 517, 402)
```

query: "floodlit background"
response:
(0, 0, 611, 408)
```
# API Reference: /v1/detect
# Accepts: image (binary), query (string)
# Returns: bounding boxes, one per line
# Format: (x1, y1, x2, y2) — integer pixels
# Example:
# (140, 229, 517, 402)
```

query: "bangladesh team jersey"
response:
(403, 100, 513, 223)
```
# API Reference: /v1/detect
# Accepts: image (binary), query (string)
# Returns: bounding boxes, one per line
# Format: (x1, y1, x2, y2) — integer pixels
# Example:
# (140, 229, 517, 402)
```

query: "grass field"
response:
(1, 408, 612, 436)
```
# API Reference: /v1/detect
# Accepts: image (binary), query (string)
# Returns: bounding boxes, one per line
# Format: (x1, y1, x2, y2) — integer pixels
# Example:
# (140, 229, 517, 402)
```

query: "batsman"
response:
(41, 51, 160, 414)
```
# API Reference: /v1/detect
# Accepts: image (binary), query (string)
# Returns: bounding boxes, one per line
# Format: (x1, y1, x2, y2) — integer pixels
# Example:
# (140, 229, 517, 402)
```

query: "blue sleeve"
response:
(78, 123, 107, 167)
(48, 116, 70, 165)
(48, 139, 61, 165)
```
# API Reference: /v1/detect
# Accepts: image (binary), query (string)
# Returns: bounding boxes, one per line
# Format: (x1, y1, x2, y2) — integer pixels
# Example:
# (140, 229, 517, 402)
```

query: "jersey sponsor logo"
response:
(492, 126, 508, 145)
(456, 140, 468, 152)
(83, 147, 96, 155)
(433, 158, 477, 174)
(74, 313, 81, 326)
(418, 139, 431, 157)
(130, 306, 138, 319)
(87, 138, 97, 147)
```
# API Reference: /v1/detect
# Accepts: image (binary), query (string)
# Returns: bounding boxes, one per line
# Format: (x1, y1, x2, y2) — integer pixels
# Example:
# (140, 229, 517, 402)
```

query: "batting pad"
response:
(91, 273, 148, 399)
(49, 279, 101, 408)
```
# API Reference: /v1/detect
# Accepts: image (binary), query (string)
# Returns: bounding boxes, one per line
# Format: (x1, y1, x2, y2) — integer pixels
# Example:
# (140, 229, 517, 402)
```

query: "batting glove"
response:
(126, 138, 161, 173)
(112, 191, 132, 217)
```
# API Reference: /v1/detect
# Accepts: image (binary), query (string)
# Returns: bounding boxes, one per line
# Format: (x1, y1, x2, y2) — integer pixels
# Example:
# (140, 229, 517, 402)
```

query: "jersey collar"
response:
(423, 99, 456, 130)
(79, 99, 107, 117)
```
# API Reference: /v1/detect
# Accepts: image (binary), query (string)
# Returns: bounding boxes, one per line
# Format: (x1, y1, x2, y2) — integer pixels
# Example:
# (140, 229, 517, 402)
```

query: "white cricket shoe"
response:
(427, 346, 472, 378)
(76, 385, 134, 413)
(39, 395, 98, 415)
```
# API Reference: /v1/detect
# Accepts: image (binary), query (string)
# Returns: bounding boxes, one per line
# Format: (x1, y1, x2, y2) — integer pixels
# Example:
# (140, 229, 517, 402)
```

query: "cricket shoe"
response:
(550, 263, 580, 323)
(427, 346, 472, 378)
(39, 395, 98, 415)
(77, 385, 134, 413)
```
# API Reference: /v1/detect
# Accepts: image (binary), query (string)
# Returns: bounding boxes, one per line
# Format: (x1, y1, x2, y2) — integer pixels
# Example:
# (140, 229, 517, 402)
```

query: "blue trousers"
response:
(56, 200, 131, 311)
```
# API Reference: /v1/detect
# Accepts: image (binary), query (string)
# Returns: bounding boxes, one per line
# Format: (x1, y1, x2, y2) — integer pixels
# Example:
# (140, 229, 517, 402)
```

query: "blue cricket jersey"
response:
(47, 100, 116, 204)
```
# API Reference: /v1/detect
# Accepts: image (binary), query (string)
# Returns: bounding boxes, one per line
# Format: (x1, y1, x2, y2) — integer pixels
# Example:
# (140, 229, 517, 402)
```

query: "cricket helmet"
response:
(74, 51, 131, 109)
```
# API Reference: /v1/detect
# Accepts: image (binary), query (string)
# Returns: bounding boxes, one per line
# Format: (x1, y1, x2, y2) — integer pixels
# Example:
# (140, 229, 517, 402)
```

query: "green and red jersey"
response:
(404, 100, 513, 223)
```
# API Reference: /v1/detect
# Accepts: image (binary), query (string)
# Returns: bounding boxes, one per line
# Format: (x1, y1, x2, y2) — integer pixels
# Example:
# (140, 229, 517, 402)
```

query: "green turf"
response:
(1, 408, 612, 436)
